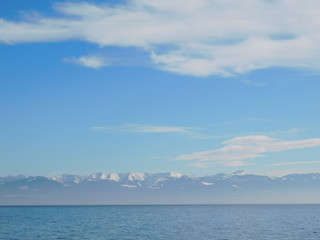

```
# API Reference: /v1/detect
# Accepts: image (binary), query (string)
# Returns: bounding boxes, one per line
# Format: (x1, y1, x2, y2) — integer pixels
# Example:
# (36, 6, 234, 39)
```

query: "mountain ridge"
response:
(1, 171, 320, 205)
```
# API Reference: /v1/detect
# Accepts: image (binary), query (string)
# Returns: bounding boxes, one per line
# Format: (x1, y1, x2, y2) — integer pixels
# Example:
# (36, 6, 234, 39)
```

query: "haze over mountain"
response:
(1, 171, 320, 205)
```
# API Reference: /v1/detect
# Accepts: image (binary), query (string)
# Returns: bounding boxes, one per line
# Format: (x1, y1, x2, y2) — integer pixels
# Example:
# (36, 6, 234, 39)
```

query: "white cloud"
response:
(91, 124, 205, 137)
(270, 161, 320, 166)
(2, 1, 320, 76)
(63, 55, 107, 69)
(175, 135, 320, 167)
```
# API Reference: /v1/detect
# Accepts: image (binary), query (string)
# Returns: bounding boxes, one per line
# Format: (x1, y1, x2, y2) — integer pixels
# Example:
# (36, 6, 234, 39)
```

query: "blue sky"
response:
(1, 0, 320, 177)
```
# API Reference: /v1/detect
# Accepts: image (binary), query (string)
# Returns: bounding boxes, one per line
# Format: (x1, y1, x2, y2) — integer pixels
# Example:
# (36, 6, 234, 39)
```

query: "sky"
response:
(1, 0, 320, 177)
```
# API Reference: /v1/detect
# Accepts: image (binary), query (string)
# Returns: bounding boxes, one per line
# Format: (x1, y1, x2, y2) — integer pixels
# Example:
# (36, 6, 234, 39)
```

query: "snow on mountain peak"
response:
(169, 172, 182, 178)
(51, 176, 62, 182)
(87, 173, 109, 181)
(232, 170, 247, 176)
(108, 173, 120, 182)
(100, 173, 107, 180)
(50, 174, 83, 184)
(202, 181, 215, 186)
(128, 172, 145, 182)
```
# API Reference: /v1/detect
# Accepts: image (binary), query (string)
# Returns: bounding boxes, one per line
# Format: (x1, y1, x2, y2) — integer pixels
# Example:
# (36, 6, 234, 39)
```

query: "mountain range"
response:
(1, 171, 320, 205)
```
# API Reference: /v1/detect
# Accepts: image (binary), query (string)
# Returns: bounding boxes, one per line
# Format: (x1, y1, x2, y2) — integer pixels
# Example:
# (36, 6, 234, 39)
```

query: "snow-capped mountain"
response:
(0, 175, 27, 183)
(49, 172, 184, 187)
(1, 171, 320, 205)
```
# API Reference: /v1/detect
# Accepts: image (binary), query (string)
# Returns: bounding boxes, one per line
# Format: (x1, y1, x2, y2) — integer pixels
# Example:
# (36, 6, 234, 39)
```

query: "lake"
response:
(1, 205, 320, 239)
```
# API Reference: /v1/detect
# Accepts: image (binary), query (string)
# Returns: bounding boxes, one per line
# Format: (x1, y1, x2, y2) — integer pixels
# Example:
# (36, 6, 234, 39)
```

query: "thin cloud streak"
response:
(63, 55, 108, 69)
(1, 1, 320, 76)
(270, 161, 320, 166)
(175, 135, 320, 168)
(188, 160, 247, 168)
(91, 124, 208, 138)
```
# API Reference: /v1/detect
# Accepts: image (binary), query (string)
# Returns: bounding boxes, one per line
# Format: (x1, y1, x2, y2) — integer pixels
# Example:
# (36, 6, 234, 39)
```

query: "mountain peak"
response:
(108, 173, 120, 182)
(168, 172, 182, 178)
(87, 172, 108, 181)
(127, 172, 145, 181)
(232, 170, 247, 176)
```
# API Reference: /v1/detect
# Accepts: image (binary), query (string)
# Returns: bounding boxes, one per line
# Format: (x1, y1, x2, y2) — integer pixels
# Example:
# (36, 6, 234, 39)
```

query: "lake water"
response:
(1, 205, 320, 240)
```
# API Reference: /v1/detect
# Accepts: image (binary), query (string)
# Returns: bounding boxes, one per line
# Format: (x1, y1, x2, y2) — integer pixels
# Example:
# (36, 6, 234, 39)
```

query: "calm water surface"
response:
(1, 205, 320, 240)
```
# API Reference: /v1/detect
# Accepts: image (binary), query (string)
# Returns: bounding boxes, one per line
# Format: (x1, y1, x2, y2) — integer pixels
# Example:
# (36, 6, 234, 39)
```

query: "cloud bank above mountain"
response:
(174, 135, 320, 167)
(2, 0, 320, 76)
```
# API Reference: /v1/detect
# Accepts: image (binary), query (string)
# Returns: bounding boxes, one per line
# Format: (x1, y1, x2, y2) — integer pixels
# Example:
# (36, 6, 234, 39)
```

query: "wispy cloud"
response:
(268, 128, 306, 137)
(234, 128, 307, 138)
(174, 135, 320, 167)
(1, 1, 320, 76)
(239, 79, 265, 87)
(188, 161, 247, 168)
(63, 55, 107, 69)
(270, 161, 320, 166)
(91, 124, 207, 138)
